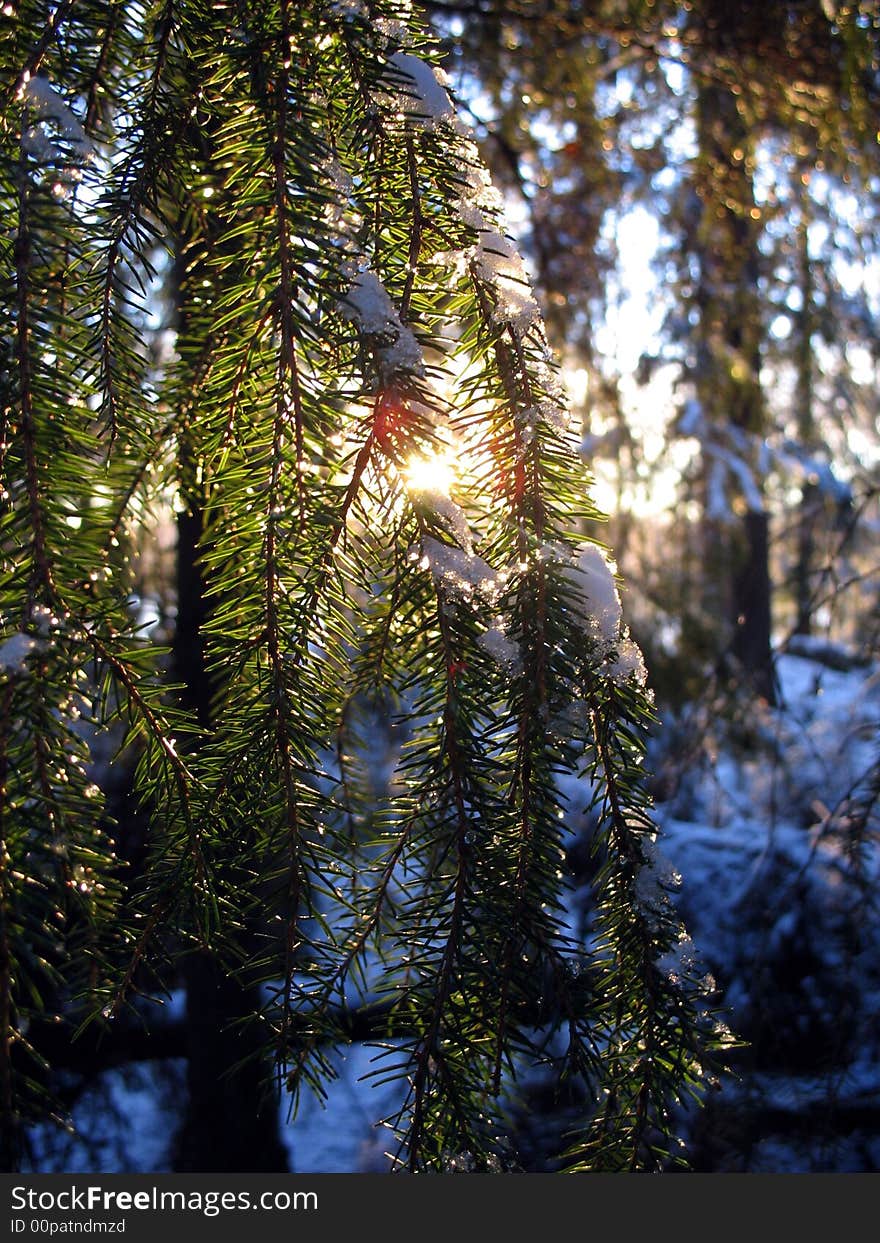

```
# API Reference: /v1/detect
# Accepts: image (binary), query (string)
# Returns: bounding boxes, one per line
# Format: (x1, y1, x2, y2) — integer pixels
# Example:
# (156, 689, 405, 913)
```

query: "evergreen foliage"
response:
(0, 0, 724, 1172)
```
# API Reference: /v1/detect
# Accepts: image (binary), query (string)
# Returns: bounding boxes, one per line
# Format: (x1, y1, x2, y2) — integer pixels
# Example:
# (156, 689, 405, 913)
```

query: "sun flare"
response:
(403, 450, 458, 497)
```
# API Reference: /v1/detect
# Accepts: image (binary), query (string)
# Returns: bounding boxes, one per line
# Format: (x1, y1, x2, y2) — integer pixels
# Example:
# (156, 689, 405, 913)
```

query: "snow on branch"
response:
(384, 51, 456, 128)
(19, 73, 93, 165)
(338, 267, 424, 376)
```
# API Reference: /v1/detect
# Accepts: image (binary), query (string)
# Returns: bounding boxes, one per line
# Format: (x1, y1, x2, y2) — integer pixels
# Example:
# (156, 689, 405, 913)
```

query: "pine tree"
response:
(0, 0, 722, 1173)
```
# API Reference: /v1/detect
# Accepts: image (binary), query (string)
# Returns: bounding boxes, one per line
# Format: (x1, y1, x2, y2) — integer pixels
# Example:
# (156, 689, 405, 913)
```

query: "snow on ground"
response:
(650, 650, 880, 1170)
(24, 1059, 187, 1173)
(279, 1043, 405, 1173)
(25, 1014, 404, 1174)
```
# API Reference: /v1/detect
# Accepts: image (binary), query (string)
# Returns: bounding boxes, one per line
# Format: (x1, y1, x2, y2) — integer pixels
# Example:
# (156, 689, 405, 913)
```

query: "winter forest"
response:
(0, 0, 878, 1176)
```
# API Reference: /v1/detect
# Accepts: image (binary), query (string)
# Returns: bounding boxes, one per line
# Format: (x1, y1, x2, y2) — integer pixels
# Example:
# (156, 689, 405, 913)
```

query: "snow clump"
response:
(477, 622, 520, 670)
(562, 544, 622, 645)
(633, 836, 682, 926)
(421, 538, 499, 602)
(382, 52, 455, 129)
(413, 490, 473, 552)
(450, 141, 541, 334)
(339, 268, 423, 376)
(20, 75, 92, 165)
(0, 632, 40, 674)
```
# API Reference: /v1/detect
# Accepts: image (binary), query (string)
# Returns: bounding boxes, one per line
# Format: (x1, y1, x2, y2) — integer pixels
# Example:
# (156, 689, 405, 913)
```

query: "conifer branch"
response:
(1, 0, 77, 112)
(83, 3, 124, 131)
(14, 168, 53, 599)
(0, 0, 725, 1172)
(0, 684, 16, 1161)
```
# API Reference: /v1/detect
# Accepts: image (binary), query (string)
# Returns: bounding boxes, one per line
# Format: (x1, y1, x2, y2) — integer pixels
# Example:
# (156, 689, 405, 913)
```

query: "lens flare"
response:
(403, 450, 458, 496)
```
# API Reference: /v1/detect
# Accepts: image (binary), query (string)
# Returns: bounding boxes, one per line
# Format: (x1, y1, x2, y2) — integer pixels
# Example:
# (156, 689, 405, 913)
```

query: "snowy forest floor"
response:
(655, 646, 880, 1172)
(23, 645, 880, 1173)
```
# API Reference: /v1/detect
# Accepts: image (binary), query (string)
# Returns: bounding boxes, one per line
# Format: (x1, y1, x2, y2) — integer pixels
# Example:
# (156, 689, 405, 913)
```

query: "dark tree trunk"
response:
(171, 506, 289, 1172)
(174, 950, 288, 1173)
(731, 510, 777, 702)
(795, 483, 819, 637)
(793, 194, 817, 637)
(693, 73, 777, 704)
(173, 510, 214, 728)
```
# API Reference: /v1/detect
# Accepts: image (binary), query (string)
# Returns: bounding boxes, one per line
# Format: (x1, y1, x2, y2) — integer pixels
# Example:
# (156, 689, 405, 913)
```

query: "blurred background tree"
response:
(2, 0, 878, 1174)
(430, 0, 878, 694)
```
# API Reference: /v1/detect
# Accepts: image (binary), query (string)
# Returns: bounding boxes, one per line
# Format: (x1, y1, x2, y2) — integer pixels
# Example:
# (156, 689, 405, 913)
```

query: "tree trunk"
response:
(171, 475, 288, 1172)
(174, 949, 289, 1173)
(794, 190, 816, 637)
(693, 76, 776, 703)
(731, 510, 776, 702)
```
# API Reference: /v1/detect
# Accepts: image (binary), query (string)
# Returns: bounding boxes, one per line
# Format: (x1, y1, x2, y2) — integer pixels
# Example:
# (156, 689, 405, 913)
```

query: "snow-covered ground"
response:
(652, 649, 880, 1171)
(24, 647, 880, 1173)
